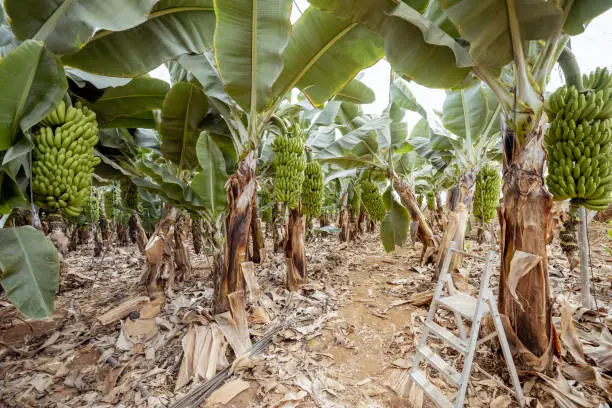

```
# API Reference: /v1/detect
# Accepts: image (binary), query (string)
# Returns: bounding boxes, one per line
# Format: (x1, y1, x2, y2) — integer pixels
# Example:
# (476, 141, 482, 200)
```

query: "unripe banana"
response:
(32, 101, 100, 218)
(545, 70, 612, 209)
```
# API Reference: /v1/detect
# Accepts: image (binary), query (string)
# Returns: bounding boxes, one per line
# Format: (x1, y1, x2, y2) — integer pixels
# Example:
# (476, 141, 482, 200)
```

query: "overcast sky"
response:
(151, 4, 612, 131)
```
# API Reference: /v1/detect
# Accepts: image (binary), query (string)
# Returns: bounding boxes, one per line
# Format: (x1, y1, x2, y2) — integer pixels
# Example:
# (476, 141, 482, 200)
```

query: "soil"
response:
(0, 221, 610, 407)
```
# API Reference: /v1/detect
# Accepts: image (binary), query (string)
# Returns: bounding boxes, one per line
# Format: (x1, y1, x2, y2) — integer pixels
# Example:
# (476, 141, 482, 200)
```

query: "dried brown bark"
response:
(358, 211, 366, 234)
(285, 206, 305, 291)
(173, 218, 192, 282)
(142, 207, 177, 298)
(272, 202, 284, 253)
(216, 152, 257, 313)
(435, 169, 477, 279)
(190, 215, 203, 255)
(117, 224, 129, 246)
(319, 213, 330, 227)
(392, 175, 436, 263)
(497, 117, 559, 371)
(250, 194, 265, 264)
(338, 208, 349, 242)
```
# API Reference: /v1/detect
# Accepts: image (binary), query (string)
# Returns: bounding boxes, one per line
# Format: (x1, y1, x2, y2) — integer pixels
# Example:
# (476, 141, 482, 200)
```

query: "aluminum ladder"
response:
(408, 243, 525, 408)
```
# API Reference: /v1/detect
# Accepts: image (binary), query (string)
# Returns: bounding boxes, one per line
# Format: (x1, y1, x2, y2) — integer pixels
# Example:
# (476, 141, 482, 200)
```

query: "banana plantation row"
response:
(0, 1, 611, 377)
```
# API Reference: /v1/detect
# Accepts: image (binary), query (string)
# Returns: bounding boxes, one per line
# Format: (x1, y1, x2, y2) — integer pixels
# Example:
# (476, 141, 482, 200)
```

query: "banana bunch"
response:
(417, 194, 424, 208)
(257, 187, 273, 223)
(32, 100, 100, 217)
(544, 69, 612, 211)
(301, 161, 324, 218)
(272, 132, 306, 209)
(473, 164, 501, 223)
(583, 67, 612, 93)
(349, 181, 361, 217)
(104, 184, 121, 219)
(359, 180, 385, 221)
(121, 179, 138, 211)
(426, 191, 436, 211)
(85, 188, 100, 223)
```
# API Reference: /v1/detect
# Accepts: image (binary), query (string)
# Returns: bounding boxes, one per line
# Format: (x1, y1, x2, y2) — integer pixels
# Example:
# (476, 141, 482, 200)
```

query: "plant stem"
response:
(558, 46, 584, 91)
(577, 206, 591, 308)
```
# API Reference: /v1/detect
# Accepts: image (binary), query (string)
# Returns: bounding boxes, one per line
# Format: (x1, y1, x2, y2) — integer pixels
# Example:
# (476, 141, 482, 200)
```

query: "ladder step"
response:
(425, 321, 468, 354)
(417, 345, 461, 386)
(410, 369, 453, 408)
(438, 293, 488, 320)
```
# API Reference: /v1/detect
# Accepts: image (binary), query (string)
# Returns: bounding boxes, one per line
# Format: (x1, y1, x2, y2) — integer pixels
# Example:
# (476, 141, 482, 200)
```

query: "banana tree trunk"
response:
(272, 202, 284, 253)
(285, 206, 305, 291)
(250, 193, 265, 264)
(338, 208, 349, 242)
(435, 170, 477, 279)
(498, 117, 559, 371)
(392, 175, 436, 262)
(216, 152, 257, 313)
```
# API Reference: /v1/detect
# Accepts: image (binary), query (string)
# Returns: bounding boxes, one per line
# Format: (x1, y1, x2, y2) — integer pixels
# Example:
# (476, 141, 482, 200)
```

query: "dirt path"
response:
(0, 224, 609, 407)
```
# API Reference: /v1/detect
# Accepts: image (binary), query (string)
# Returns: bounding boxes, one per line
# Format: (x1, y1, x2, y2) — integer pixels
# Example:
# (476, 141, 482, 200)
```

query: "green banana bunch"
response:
(121, 179, 139, 211)
(85, 188, 100, 223)
(417, 194, 424, 208)
(473, 164, 501, 223)
(544, 69, 612, 211)
(544, 69, 612, 122)
(257, 187, 273, 223)
(359, 180, 385, 221)
(104, 184, 121, 219)
(426, 191, 436, 211)
(301, 161, 324, 218)
(32, 100, 100, 218)
(272, 127, 306, 210)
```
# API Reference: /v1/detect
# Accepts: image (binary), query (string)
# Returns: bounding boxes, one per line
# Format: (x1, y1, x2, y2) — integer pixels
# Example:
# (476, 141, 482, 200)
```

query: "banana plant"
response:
(311, 79, 436, 258)
(308, 0, 612, 369)
(410, 84, 502, 276)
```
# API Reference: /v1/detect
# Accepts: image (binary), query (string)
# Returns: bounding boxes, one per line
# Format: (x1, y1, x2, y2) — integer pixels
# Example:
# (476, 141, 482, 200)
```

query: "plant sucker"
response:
(32, 100, 100, 218)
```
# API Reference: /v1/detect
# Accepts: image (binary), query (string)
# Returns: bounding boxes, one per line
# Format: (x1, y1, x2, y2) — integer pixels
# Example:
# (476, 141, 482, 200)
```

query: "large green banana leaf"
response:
(384, 4, 473, 88)
(307, 0, 473, 89)
(4, 0, 157, 55)
(380, 186, 410, 252)
(191, 133, 228, 216)
(334, 79, 376, 104)
(90, 78, 169, 128)
(0, 40, 67, 151)
(0, 226, 60, 319)
(438, 0, 563, 69)
(272, 8, 384, 107)
(62, 0, 215, 77)
(160, 82, 209, 171)
(442, 84, 489, 148)
(175, 52, 233, 105)
(564, 0, 612, 35)
(214, 0, 292, 112)
(389, 77, 427, 118)
(0, 171, 26, 214)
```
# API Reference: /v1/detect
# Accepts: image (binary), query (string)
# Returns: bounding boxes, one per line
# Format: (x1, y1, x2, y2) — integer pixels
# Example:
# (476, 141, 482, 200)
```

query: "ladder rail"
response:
(410, 244, 525, 408)
(486, 293, 525, 408)
(409, 243, 457, 383)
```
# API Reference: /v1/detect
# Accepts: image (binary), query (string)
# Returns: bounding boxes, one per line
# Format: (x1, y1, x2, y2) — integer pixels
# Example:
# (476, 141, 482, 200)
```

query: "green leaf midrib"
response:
(275, 21, 358, 105)
(89, 6, 214, 41)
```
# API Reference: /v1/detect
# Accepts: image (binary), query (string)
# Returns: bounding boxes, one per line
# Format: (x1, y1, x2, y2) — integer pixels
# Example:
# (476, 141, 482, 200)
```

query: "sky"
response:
(150, 5, 612, 131)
